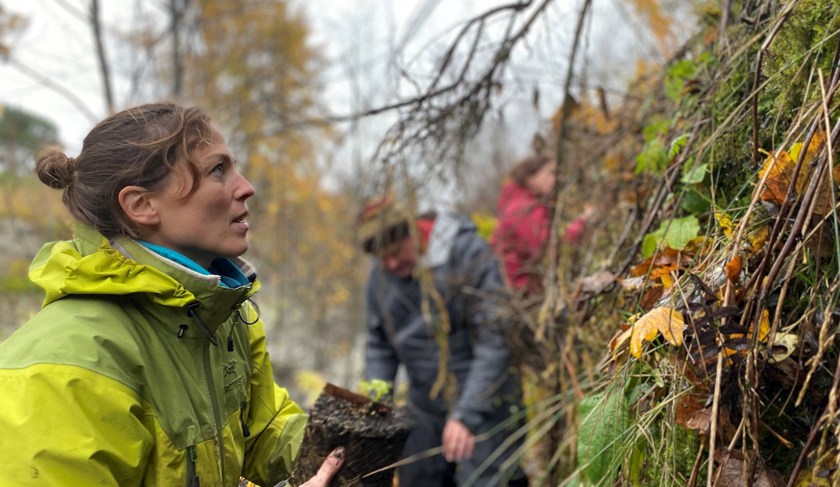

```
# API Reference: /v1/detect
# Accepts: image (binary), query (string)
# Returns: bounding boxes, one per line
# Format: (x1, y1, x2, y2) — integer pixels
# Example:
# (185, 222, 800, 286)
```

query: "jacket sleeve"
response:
(449, 233, 517, 431)
(364, 269, 400, 385)
(241, 315, 308, 486)
(0, 364, 153, 486)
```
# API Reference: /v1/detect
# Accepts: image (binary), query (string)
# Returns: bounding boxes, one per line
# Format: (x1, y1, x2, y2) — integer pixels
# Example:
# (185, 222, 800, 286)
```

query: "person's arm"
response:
(241, 312, 346, 487)
(0, 364, 153, 486)
(241, 311, 308, 486)
(449, 234, 515, 432)
(563, 204, 594, 244)
(364, 270, 400, 387)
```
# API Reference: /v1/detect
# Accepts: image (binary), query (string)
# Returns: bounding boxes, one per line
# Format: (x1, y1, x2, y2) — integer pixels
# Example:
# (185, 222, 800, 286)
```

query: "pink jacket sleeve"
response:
(563, 215, 587, 244)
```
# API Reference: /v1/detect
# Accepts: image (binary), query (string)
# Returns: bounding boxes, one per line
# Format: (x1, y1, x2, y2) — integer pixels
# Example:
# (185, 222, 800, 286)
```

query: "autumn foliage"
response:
(533, 0, 840, 485)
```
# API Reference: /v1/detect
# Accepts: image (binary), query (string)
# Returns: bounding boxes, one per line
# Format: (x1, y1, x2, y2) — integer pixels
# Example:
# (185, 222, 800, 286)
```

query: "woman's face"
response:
(526, 160, 557, 196)
(143, 129, 255, 267)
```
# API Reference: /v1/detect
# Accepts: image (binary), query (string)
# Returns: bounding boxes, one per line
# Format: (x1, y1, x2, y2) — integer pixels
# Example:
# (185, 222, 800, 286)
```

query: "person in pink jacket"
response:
(490, 153, 590, 294)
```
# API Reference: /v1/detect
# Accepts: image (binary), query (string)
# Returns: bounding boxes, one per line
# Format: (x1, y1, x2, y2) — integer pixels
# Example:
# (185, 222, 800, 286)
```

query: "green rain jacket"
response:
(0, 225, 305, 486)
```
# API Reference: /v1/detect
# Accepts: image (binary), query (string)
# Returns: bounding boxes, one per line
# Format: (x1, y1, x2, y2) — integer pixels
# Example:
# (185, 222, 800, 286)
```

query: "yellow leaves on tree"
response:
(188, 0, 321, 140)
(612, 306, 686, 359)
(758, 131, 840, 216)
(627, 0, 675, 58)
(552, 97, 619, 137)
(172, 1, 362, 352)
(0, 6, 28, 58)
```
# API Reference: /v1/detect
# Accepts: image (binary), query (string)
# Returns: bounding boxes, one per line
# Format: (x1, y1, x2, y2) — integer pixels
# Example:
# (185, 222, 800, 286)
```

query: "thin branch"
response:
(7, 57, 99, 123)
(539, 0, 591, 325)
(311, 0, 549, 126)
(90, 0, 114, 113)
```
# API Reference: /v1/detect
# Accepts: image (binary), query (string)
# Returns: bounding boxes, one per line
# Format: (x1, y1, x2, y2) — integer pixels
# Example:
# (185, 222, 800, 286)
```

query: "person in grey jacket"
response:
(357, 195, 528, 487)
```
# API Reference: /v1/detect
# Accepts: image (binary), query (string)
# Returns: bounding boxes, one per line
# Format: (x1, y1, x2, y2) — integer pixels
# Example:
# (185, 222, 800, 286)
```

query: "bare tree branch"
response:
(311, 1, 543, 126)
(355, 0, 555, 192)
(7, 57, 99, 123)
(90, 0, 114, 113)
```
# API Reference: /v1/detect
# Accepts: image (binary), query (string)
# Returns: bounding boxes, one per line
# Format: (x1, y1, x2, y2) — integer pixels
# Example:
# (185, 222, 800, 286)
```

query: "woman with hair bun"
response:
(0, 103, 343, 486)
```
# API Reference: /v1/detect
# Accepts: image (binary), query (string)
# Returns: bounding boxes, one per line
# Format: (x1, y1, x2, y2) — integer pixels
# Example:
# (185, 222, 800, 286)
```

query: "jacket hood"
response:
(419, 211, 476, 269)
(29, 224, 255, 312)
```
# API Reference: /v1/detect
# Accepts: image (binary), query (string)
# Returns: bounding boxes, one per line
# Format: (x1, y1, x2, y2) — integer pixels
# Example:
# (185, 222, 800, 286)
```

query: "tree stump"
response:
(286, 383, 414, 487)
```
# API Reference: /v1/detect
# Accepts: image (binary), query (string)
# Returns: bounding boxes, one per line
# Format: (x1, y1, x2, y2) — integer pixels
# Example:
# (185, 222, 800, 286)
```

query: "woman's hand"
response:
(299, 447, 345, 487)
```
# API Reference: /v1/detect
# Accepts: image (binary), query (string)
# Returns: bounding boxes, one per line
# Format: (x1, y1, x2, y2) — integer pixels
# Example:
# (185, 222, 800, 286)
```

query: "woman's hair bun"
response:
(36, 146, 77, 190)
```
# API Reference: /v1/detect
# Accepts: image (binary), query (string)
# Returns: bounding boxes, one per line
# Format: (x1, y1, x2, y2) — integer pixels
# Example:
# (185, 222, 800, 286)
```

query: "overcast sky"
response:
(0, 0, 682, 198)
(1, 1, 532, 148)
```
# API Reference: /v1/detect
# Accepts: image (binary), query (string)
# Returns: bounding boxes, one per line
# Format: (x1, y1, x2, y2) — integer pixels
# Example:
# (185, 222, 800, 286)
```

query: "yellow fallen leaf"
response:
(788, 130, 826, 165)
(759, 132, 835, 215)
(715, 211, 735, 240)
(755, 309, 770, 342)
(630, 306, 686, 358)
(657, 308, 686, 347)
(749, 227, 769, 254)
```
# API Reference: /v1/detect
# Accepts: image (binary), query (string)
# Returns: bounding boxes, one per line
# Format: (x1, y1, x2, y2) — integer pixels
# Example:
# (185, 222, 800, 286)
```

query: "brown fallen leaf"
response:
(716, 450, 786, 487)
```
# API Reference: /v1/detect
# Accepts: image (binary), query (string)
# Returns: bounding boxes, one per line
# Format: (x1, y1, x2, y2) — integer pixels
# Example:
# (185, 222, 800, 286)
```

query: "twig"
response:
(718, 0, 732, 55)
(537, 0, 591, 326)
(750, 0, 802, 166)
(321, 0, 549, 125)
(688, 440, 705, 487)
(707, 351, 724, 487)
(785, 343, 840, 487)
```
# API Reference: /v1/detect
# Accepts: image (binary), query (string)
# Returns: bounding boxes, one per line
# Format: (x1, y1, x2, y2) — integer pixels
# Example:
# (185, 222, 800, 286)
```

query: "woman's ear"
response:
(118, 186, 160, 227)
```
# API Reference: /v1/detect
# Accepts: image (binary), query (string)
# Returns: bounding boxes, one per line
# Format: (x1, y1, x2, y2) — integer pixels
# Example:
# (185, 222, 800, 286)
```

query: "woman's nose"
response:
(235, 171, 255, 200)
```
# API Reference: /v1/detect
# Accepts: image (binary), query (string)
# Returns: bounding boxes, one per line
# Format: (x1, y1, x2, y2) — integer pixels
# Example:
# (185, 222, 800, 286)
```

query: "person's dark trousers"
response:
(397, 410, 456, 487)
(456, 412, 530, 487)
(397, 407, 530, 486)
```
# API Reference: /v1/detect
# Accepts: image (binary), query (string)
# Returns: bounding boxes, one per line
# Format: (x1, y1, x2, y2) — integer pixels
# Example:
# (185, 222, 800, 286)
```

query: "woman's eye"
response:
(211, 163, 225, 175)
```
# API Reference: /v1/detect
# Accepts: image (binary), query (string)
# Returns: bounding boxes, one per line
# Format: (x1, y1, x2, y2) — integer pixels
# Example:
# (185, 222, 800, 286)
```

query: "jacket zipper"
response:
(192, 294, 250, 484)
(233, 305, 253, 440)
(186, 445, 199, 487)
(203, 343, 227, 482)
(240, 401, 251, 438)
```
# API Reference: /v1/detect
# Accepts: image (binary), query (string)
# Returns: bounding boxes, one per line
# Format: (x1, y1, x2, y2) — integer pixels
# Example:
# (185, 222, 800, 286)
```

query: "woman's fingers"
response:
(299, 447, 345, 487)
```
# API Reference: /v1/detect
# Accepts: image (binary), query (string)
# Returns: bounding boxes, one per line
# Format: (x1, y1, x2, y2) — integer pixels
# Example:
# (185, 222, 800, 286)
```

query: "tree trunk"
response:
(90, 0, 114, 113)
